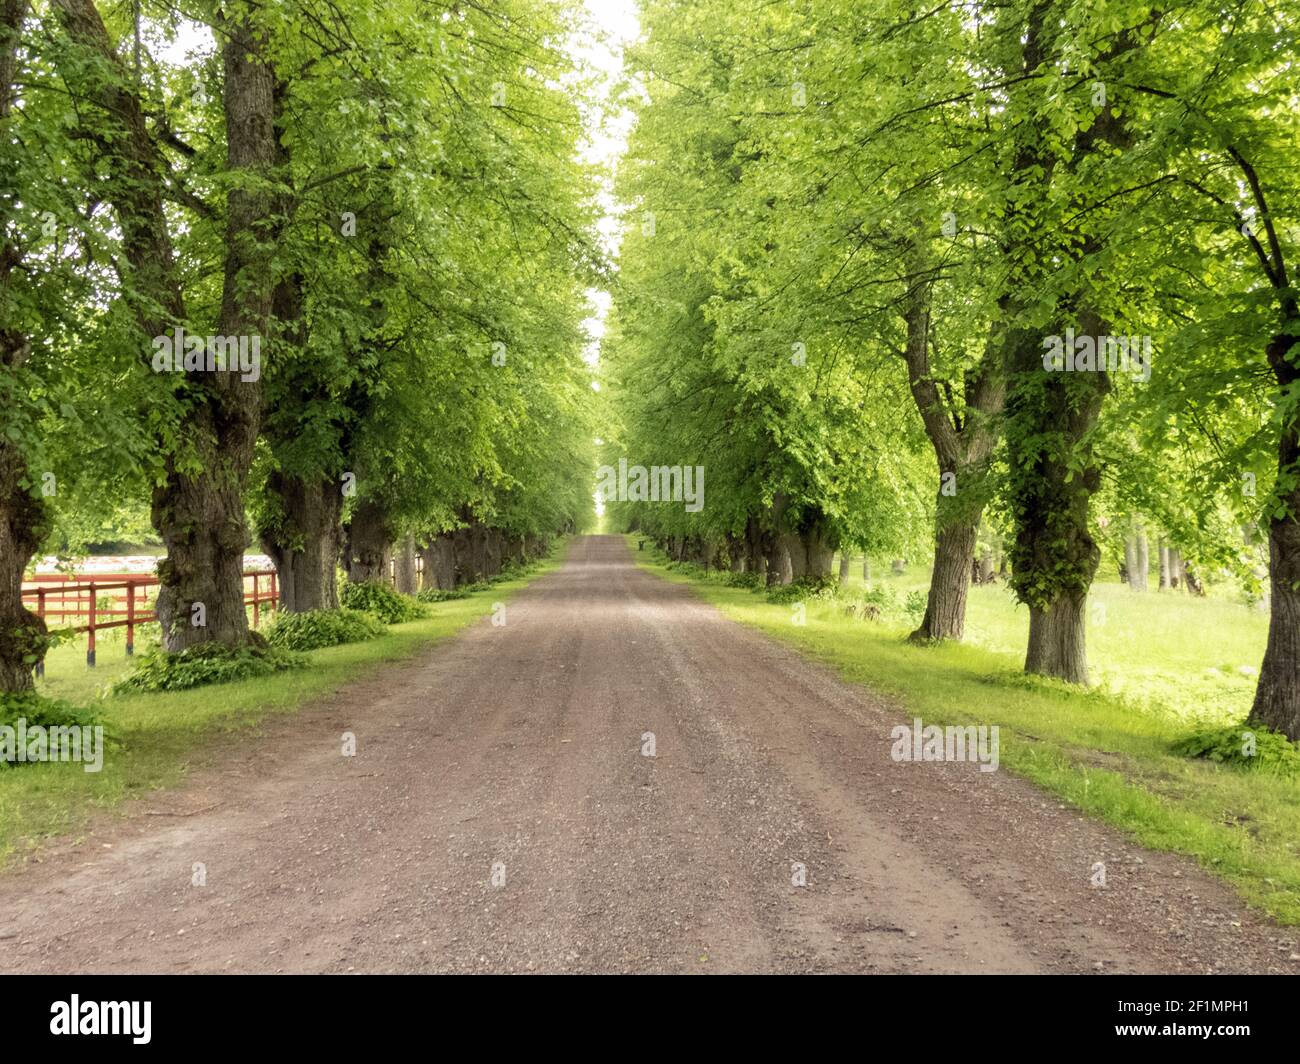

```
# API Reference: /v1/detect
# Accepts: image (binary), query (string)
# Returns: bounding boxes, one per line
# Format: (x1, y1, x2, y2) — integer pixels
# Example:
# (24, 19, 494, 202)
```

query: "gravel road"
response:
(0, 535, 1294, 973)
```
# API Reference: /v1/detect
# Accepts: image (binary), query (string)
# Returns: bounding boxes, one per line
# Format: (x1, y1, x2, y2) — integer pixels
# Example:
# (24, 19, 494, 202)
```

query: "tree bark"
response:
(1158, 539, 1171, 590)
(1135, 528, 1149, 590)
(0, 454, 47, 693)
(899, 261, 1005, 642)
(767, 537, 793, 586)
(56, 0, 281, 650)
(259, 473, 341, 612)
(799, 520, 836, 579)
(1025, 594, 1089, 684)
(0, 0, 49, 693)
(344, 497, 393, 583)
(839, 553, 850, 586)
(1250, 328, 1300, 739)
(911, 517, 979, 642)
(394, 534, 418, 594)
(419, 536, 456, 590)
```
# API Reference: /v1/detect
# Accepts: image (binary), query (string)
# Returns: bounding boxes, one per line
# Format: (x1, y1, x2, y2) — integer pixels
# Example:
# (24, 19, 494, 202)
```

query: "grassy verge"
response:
(628, 537, 1300, 925)
(0, 543, 566, 867)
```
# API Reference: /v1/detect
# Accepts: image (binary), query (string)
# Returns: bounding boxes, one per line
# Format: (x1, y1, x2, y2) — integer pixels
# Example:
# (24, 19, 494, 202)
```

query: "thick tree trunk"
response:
(0, 459, 48, 693)
(800, 523, 836, 579)
(345, 497, 392, 583)
(1158, 540, 1171, 590)
(57, 0, 280, 651)
(900, 274, 1005, 643)
(911, 515, 979, 642)
(1249, 324, 1300, 738)
(1123, 536, 1137, 588)
(774, 538, 795, 580)
(1250, 434, 1300, 736)
(259, 473, 341, 612)
(767, 537, 793, 586)
(0, 0, 48, 692)
(419, 536, 456, 590)
(1025, 595, 1089, 684)
(1135, 529, 1149, 590)
(839, 553, 851, 586)
(745, 517, 769, 580)
(394, 534, 418, 594)
(1005, 307, 1108, 684)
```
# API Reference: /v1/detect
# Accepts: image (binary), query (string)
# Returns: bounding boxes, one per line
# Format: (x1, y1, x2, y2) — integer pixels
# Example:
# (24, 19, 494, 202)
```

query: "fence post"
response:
(252, 572, 260, 629)
(86, 581, 96, 667)
(270, 570, 278, 614)
(35, 588, 46, 679)
(126, 582, 135, 656)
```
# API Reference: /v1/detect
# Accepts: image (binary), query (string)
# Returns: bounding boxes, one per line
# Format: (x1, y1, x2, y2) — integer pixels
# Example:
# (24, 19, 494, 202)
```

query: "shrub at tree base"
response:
(765, 576, 842, 605)
(412, 552, 554, 604)
(339, 582, 427, 624)
(113, 644, 306, 694)
(0, 692, 105, 770)
(1174, 725, 1300, 777)
(264, 608, 386, 652)
(416, 587, 471, 603)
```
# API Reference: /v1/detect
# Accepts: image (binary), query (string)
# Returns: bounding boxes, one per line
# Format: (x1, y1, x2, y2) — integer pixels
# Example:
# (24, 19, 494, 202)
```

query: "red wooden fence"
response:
(22, 570, 278, 672)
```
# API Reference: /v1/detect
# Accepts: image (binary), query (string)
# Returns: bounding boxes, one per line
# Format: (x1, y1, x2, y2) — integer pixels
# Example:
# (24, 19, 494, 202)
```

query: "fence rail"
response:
(21, 570, 279, 672)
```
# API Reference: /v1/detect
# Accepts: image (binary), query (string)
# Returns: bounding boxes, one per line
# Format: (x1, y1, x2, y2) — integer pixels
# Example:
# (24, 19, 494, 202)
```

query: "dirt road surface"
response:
(0, 535, 1294, 973)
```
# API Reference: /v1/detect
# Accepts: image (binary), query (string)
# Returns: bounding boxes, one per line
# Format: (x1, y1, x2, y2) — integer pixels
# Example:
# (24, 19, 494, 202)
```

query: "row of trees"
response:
(1, 0, 600, 691)
(602, 0, 1300, 738)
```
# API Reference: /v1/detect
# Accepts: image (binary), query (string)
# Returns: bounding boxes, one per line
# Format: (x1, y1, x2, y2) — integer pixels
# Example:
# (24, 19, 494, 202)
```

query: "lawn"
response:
(0, 545, 565, 867)
(630, 537, 1300, 925)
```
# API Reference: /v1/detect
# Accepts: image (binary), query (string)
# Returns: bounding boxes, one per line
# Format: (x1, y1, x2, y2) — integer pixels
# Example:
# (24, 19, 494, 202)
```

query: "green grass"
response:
(0, 545, 565, 867)
(631, 537, 1300, 925)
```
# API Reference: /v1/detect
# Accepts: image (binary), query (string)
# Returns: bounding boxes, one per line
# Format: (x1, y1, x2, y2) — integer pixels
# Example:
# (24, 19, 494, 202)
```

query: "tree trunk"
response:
(394, 534, 418, 594)
(1158, 540, 1170, 590)
(899, 269, 1005, 643)
(0, 460, 48, 693)
(862, 557, 870, 582)
(259, 473, 341, 612)
(767, 537, 793, 586)
(779, 533, 806, 581)
(839, 553, 851, 586)
(911, 515, 979, 642)
(800, 522, 836, 579)
(745, 517, 769, 580)
(0, 0, 49, 692)
(1025, 595, 1089, 684)
(1135, 528, 1149, 590)
(1005, 306, 1108, 684)
(1250, 417, 1300, 736)
(56, 0, 281, 651)
(345, 497, 392, 583)
(419, 536, 456, 590)
(1123, 536, 1137, 588)
(1249, 322, 1300, 737)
